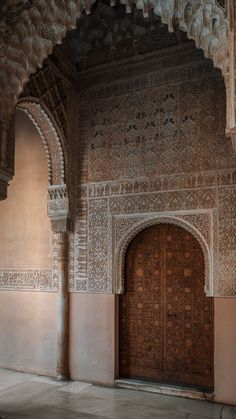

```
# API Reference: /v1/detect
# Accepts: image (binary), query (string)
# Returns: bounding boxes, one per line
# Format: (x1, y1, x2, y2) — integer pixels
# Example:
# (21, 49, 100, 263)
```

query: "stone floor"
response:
(0, 368, 235, 418)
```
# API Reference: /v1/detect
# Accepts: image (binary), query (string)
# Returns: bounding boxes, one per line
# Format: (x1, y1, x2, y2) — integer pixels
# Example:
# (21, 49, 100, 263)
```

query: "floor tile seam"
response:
(33, 380, 72, 389)
(58, 384, 93, 393)
(186, 414, 217, 419)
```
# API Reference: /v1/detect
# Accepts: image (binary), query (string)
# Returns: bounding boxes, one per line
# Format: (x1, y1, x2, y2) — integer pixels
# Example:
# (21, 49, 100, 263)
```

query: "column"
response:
(53, 230, 70, 380)
(48, 184, 70, 380)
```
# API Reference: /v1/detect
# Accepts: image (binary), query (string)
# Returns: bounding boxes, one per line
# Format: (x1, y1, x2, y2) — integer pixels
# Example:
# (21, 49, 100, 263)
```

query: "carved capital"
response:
(48, 184, 69, 233)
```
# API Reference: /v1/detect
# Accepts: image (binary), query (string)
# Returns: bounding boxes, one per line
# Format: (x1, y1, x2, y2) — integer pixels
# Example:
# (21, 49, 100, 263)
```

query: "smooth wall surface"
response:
(0, 112, 56, 376)
(0, 110, 51, 268)
(70, 293, 115, 384)
(0, 291, 57, 376)
(214, 298, 236, 405)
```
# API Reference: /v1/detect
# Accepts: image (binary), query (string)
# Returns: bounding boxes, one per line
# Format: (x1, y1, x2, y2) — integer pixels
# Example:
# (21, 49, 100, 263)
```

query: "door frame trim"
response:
(112, 210, 214, 296)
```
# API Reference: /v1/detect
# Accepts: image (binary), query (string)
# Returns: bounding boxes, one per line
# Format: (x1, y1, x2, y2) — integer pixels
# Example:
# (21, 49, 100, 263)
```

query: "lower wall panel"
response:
(0, 291, 57, 376)
(214, 298, 236, 405)
(0, 291, 236, 405)
(70, 293, 115, 384)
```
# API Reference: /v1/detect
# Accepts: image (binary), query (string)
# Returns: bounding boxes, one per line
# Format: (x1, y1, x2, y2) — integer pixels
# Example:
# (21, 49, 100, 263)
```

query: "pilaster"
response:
(48, 184, 70, 380)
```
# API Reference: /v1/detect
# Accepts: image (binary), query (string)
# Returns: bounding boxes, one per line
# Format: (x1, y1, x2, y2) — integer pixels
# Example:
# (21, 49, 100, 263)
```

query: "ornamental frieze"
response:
(0, 269, 55, 291)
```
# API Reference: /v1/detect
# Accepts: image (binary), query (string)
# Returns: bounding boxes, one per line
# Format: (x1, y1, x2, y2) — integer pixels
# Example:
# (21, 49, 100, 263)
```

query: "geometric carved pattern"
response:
(0, 0, 229, 118)
(0, 269, 56, 291)
(0, 1, 79, 116)
(72, 52, 236, 296)
(20, 64, 68, 138)
(218, 186, 236, 296)
(119, 223, 214, 389)
(88, 168, 236, 198)
(17, 100, 66, 185)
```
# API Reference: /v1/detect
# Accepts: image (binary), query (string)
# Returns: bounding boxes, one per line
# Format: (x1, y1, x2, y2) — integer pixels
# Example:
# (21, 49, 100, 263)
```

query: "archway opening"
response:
(119, 223, 214, 391)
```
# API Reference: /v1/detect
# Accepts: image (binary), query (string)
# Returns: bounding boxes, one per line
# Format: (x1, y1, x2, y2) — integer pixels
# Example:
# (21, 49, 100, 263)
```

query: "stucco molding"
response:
(113, 211, 214, 297)
(0, 268, 56, 291)
(17, 99, 66, 186)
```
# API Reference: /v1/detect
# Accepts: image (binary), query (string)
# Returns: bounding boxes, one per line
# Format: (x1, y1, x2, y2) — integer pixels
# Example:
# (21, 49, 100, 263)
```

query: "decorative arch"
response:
(17, 98, 66, 186)
(0, 0, 235, 201)
(142, 0, 229, 75)
(115, 215, 213, 296)
(0, 1, 231, 114)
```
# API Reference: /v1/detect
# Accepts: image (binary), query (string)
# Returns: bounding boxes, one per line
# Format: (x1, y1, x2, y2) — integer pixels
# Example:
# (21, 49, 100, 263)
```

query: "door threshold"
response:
(115, 379, 214, 401)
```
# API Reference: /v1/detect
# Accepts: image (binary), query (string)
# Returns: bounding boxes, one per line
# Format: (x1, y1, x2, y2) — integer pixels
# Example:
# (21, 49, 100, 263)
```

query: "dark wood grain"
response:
(119, 224, 214, 389)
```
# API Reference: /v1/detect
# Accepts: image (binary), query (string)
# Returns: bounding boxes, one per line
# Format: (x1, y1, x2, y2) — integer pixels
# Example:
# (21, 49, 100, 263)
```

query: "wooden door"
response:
(119, 223, 214, 389)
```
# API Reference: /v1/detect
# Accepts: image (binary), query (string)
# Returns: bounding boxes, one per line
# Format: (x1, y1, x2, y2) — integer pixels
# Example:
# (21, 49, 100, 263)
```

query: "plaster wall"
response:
(0, 291, 57, 376)
(0, 111, 56, 375)
(214, 298, 236, 405)
(0, 110, 51, 269)
(70, 293, 115, 384)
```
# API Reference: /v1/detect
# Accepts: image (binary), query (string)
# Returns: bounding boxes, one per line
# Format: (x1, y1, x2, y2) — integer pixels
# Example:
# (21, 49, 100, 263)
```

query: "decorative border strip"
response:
(86, 169, 236, 199)
(0, 269, 56, 292)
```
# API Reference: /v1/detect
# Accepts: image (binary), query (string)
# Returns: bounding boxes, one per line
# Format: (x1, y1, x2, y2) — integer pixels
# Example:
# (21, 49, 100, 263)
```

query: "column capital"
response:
(47, 184, 69, 233)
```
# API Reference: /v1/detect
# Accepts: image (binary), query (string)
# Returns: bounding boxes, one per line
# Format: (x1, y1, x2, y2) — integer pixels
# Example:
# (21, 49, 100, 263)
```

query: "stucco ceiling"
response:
(50, 0, 190, 76)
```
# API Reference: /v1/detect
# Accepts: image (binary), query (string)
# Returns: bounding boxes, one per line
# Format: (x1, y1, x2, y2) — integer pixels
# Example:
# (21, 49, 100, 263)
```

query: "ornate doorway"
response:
(119, 223, 214, 390)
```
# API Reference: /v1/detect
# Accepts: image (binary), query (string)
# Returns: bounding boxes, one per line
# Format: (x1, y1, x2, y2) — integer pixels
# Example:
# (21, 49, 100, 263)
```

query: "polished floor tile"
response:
(59, 381, 92, 394)
(0, 369, 235, 419)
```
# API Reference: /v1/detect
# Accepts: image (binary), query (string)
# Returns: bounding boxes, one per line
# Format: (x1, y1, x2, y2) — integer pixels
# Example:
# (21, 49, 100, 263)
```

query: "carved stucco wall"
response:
(71, 45, 236, 296)
(0, 69, 70, 291)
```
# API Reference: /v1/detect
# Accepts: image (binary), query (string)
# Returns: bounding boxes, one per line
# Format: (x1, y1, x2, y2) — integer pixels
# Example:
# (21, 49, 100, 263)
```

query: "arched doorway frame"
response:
(116, 220, 214, 390)
(115, 215, 212, 296)
(16, 98, 70, 380)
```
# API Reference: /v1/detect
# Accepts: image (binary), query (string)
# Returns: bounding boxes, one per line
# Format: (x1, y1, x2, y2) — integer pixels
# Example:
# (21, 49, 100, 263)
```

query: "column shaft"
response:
(54, 231, 70, 380)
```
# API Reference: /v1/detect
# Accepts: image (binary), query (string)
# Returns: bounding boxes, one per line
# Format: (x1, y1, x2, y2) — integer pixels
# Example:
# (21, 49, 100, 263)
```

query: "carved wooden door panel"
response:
(119, 224, 214, 389)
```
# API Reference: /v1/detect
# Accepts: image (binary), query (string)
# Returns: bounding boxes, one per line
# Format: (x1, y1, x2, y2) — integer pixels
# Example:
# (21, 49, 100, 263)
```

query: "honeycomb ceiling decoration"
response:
(0, 0, 229, 117)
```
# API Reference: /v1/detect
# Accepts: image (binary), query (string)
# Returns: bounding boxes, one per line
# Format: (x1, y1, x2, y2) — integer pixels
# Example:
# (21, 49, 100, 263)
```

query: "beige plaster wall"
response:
(214, 298, 236, 405)
(0, 110, 51, 268)
(0, 291, 57, 376)
(0, 112, 56, 375)
(70, 293, 115, 384)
